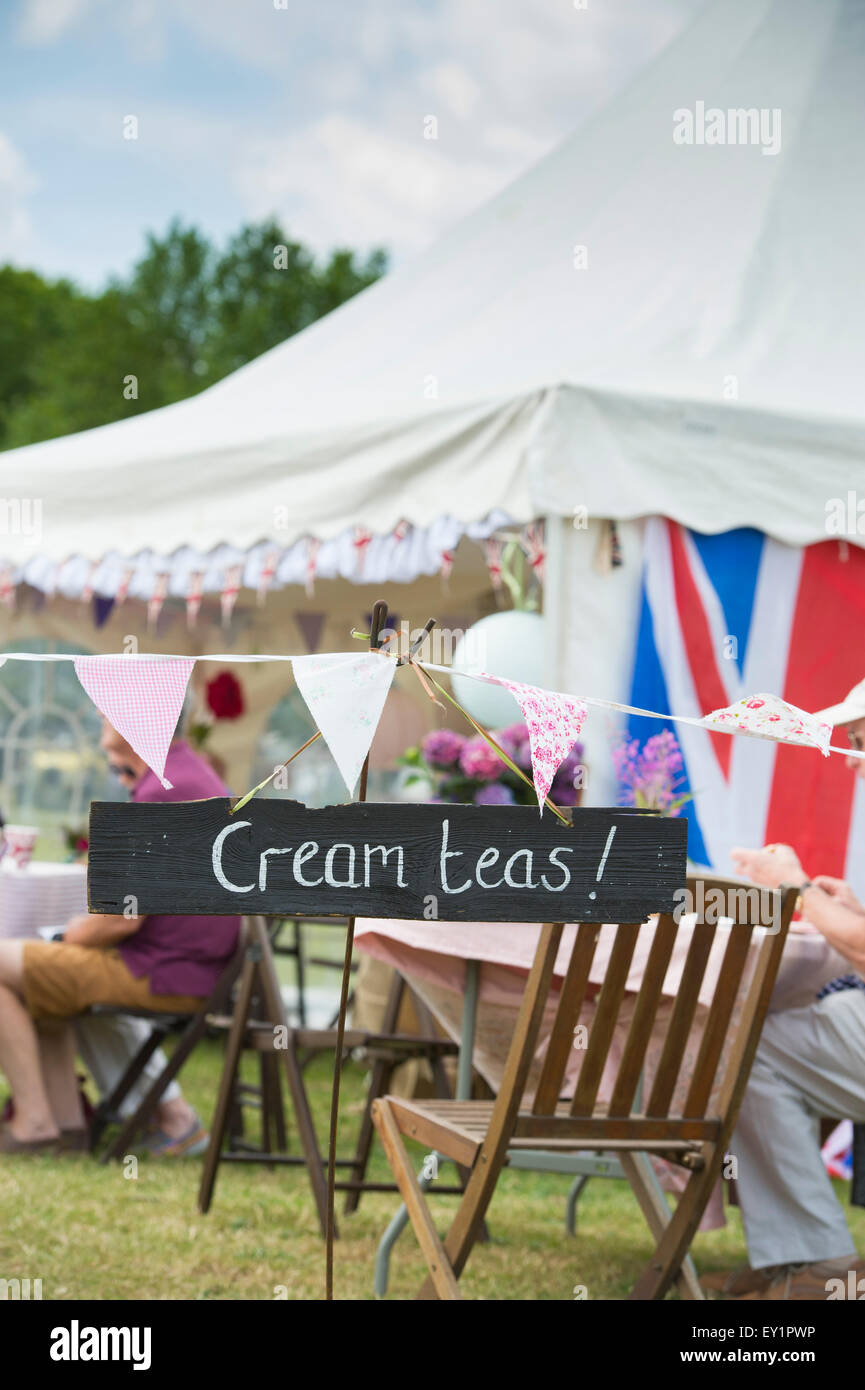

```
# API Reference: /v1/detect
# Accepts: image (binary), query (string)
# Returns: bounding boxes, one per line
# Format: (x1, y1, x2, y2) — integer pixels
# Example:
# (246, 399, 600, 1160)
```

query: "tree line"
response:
(0, 219, 387, 450)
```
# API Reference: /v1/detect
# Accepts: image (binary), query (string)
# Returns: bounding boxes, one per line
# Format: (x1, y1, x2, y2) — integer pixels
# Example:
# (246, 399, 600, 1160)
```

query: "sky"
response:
(0, 0, 703, 289)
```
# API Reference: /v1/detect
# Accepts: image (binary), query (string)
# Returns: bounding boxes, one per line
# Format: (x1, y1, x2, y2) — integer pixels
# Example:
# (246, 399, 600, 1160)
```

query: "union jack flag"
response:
(628, 518, 865, 896)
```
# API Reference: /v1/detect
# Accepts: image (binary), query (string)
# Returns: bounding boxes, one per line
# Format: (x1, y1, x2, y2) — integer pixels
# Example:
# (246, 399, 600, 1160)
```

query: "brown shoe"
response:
(0, 1123, 58, 1154)
(701, 1264, 787, 1297)
(737, 1257, 865, 1301)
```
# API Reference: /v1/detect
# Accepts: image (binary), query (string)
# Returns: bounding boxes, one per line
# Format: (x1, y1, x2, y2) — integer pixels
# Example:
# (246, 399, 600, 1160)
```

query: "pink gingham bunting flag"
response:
(74, 655, 195, 789)
(483, 674, 587, 812)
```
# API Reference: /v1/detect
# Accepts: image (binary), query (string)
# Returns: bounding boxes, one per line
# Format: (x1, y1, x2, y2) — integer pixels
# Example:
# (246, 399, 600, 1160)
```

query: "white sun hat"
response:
(814, 678, 865, 729)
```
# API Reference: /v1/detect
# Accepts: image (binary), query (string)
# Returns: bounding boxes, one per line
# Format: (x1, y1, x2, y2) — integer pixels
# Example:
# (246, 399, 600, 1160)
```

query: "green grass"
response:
(2, 1041, 863, 1301)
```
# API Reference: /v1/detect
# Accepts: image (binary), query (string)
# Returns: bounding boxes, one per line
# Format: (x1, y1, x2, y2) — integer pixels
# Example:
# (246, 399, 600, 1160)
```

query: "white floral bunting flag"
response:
(292, 652, 395, 796)
(484, 674, 588, 811)
(701, 693, 832, 756)
(74, 655, 195, 788)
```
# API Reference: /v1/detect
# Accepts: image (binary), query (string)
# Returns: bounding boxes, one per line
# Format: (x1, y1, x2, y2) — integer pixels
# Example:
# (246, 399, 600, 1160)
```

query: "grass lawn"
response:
(2, 1038, 863, 1301)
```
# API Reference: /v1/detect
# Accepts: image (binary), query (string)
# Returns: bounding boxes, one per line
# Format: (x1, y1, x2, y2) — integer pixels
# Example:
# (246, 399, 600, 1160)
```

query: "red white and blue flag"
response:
(629, 518, 865, 894)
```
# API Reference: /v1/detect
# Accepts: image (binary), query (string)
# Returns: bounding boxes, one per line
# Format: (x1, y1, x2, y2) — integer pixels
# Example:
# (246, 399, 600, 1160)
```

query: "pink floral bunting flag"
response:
(292, 652, 395, 796)
(483, 674, 588, 811)
(74, 655, 195, 788)
(701, 693, 832, 756)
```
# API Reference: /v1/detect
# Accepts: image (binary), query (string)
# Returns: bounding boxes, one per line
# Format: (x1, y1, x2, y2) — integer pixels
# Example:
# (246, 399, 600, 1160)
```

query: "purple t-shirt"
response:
(119, 741, 241, 997)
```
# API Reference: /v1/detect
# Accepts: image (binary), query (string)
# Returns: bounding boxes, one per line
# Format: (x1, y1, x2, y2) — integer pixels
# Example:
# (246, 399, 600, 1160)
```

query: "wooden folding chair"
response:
(371, 877, 798, 1300)
(89, 919, 249, 1161)
(197, 915, 462, 1237)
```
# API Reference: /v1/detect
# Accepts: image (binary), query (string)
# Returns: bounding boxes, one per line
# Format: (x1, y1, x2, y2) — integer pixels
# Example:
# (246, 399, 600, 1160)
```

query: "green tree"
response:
(208, 220, 386, 378)
(0, 219, 388, 449)
(0, 266, 79, 449)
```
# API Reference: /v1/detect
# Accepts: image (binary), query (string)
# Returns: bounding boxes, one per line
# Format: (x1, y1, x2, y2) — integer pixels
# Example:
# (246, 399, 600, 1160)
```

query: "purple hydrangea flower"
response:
(473, 782, 515, 806)
(550, 774, 579, 807)
(494, 722, 532, 771)
(421, 728, 467, 769)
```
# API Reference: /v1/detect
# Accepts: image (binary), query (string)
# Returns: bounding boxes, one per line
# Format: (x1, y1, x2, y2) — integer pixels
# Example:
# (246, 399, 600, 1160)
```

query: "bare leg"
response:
(0, 980, 59, 1141)
(36, 1023, 84, 1131)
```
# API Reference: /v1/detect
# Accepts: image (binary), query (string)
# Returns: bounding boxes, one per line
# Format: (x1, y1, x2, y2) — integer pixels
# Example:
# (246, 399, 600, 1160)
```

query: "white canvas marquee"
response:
(3, 0, 864, 583)
(1, 0, 863, 810)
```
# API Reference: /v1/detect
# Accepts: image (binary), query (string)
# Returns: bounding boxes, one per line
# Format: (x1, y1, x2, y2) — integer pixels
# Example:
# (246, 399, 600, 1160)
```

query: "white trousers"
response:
(74, 1014, 182, 1119)
(731, 989, 865, 1267)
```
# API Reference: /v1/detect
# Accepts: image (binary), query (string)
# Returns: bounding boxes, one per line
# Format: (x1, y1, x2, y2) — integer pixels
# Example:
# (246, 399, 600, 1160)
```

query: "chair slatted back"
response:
(532, 922, 601, 1113)
(681, 920, 753, 1117)
(607, 911, 679, 1116)
(570, 923, 641, 1116)
(644, 917, 717, 1117)
(487, 877, 796, 1141)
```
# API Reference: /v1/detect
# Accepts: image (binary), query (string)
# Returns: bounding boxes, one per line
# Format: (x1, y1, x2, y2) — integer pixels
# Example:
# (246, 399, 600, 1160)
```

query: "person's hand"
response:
(61, 913, 93, 944)
(812, 875, 865, 915)
(730, 844, 807, 890)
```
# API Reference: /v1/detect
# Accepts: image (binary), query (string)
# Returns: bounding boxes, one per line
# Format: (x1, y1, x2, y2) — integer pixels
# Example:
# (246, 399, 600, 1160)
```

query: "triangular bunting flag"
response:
(483, 674, 587, 812)
(292, 652, 395, 797)
(74, 655, 195, 789)
(93, 595, 115, 629)
(701, 693, 831, 756)
(294, 611, 327, 654)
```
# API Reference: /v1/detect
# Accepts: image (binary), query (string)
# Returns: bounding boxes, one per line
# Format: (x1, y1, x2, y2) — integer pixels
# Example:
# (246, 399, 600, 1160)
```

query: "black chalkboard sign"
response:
(87, 799, 687, 924)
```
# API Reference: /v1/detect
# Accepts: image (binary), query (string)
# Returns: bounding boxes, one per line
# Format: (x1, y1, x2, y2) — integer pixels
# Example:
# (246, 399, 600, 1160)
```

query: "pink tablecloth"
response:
(0, 860, 88, 939)
(355, 915, 851, 1229)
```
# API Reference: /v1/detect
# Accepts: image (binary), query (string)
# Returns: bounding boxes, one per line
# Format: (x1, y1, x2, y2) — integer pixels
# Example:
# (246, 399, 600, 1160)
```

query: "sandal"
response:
(0, 1123, 58, 1154)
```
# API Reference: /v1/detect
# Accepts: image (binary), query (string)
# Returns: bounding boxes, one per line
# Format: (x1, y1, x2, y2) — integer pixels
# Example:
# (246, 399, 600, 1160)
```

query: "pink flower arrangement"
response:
(404, 722, 584, 809)
(459, 736, 506, 782)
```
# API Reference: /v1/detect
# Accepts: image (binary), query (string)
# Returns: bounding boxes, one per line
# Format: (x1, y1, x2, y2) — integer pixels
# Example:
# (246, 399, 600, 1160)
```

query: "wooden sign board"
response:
(88, 799, 687, 924)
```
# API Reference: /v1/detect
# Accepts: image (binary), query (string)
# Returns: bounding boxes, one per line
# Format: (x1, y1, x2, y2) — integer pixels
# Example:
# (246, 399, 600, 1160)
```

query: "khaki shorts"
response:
(20, 941, 205, 1022)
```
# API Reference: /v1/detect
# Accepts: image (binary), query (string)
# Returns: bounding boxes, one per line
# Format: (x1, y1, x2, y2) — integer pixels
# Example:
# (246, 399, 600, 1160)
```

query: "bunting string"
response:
(0, 647, 860, 812)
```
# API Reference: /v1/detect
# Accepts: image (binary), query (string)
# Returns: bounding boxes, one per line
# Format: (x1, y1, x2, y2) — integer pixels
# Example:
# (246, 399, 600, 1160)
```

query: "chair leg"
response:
(99, 1012, 209, 1163)
(565, 1175, 590, 1236)
(294, 919, 307, 1028)
(227, 1089, 245, 1148)
(252, 930, 331, 1235)
(628, 1146, 720, 1300)
(372, 1099, 460, 1300)
(342, 971, 407, 1214)
(275, 1032, 331, 1238)
(343, 1056, 396, 1215)
(198, 954, 258, 1213)
(89, 1025, 168, 1149)
(259, 1052, 275, 1166)
(619, 1152, 704, 1301)
(266, 1051, 288, 1152)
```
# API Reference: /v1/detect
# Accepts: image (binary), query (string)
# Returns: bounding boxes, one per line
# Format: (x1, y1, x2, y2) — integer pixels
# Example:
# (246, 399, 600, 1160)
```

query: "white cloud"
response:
(426, 64, 481, 122)
(0, 132, 39, 262)
(17, 0, 96, 44)
(233, 113, 510, 255)
(7, 0, 704, 276)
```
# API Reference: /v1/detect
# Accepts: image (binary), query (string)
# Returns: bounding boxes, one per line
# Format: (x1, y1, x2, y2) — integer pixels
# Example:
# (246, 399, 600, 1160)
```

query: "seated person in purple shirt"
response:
(0, 722, 241, 1153)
